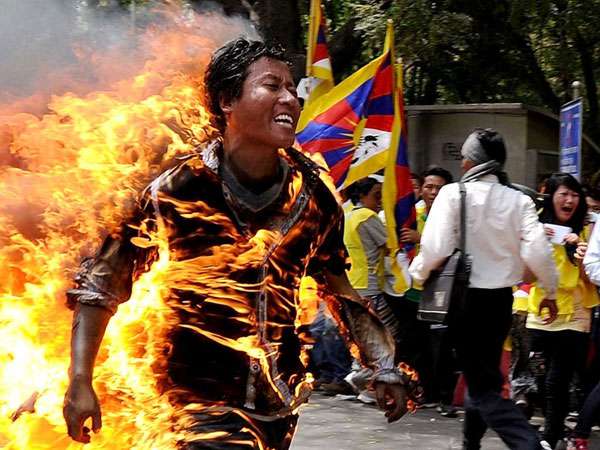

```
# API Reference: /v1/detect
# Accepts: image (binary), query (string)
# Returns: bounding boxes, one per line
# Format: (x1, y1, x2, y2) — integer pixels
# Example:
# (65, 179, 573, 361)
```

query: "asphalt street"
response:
(291, 393, 600, 450)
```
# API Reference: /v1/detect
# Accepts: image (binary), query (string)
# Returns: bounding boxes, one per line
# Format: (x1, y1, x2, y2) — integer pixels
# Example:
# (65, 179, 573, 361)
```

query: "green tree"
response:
(87, 0, 600, 143)
(328, 0, 600, 141)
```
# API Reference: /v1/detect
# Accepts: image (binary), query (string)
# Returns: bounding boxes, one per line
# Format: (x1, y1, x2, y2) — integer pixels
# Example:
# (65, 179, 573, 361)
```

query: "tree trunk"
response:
(509, 29, 560, 112)
(251, 0, 305, 78)
(328, 18, 363, 81)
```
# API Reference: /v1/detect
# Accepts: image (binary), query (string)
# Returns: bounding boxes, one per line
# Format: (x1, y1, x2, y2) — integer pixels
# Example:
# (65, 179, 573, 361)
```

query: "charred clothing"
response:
(182, 408, 298, 450)
(67, 142, 417, 448)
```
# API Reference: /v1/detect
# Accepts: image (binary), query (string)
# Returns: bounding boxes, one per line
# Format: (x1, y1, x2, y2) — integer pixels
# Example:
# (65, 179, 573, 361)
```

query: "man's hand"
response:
(63, 376, 102, 443)
(374, 383, 408, 423)
(538, 298, 558, 325)
(400, 228, 420, 244)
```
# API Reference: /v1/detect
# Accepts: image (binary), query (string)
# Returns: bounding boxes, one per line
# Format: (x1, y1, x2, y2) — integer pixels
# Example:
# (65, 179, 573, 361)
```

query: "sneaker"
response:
(357, 390, 377, 405)
(540, 440, 553, 450)
(566, 438, 589, 450)
(343, 372, 360, 392)
(437, 403, 458, 418)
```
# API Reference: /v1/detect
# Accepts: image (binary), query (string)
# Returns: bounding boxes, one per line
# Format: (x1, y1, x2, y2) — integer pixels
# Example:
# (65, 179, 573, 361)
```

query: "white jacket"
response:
(409, 175, 557, 296)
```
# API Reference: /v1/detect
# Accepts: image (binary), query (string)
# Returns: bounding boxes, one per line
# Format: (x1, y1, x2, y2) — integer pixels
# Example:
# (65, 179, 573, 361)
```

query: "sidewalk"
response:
(291, 393, 600, 450)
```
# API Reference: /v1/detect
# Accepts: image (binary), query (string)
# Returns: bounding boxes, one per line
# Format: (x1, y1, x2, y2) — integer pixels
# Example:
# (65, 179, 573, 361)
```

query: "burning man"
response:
(63, 38, 420, 449)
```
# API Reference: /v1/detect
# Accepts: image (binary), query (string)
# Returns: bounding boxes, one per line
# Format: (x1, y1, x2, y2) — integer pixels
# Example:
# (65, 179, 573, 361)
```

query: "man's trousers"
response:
(182, 408, 298, 450)
(452, 287, 542, 450)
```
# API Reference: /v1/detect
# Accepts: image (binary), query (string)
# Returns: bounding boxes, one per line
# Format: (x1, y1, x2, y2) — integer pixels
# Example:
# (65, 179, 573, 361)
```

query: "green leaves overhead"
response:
(320, 0, 600, 140)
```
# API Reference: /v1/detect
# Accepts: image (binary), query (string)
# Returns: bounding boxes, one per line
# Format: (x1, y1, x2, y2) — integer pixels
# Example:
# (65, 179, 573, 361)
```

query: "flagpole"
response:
(306, 0, 318, 77)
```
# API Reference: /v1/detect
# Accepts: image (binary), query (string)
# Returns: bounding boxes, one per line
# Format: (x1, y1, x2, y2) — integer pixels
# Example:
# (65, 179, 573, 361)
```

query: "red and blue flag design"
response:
(297, 48, 394, 189)
(297, 21, 415, 291)
(383, 63, 417, 260)
(305, 0, 334, 104)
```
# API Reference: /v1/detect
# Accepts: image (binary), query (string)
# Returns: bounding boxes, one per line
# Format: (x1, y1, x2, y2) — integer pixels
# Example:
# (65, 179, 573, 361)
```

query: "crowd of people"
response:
(310, 129, 600, 450)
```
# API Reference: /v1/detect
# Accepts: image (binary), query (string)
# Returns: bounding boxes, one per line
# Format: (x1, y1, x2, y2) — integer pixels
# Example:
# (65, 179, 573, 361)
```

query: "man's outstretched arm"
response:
(63, 304, 111, 443)
(322, 270, 420, 423)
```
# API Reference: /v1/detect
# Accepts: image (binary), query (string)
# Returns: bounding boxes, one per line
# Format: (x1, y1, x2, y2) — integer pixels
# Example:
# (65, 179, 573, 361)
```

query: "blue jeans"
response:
(310, 312, 351, 383)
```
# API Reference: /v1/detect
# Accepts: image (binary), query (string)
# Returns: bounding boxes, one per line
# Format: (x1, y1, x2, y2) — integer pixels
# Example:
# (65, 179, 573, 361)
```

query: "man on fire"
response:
(63, 38, 420, 449)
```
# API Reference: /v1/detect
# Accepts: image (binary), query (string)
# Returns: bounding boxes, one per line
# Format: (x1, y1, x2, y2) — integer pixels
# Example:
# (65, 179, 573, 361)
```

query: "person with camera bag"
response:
(409, 128, 558, 450)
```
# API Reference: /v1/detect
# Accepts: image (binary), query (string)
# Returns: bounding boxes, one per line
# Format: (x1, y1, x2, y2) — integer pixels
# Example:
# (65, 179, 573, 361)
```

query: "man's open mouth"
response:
(274, 114, 294, 127)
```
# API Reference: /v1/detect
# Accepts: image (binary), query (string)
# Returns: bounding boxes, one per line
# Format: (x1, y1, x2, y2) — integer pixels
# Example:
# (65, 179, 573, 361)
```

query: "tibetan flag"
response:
(296, 22, 396, 190)
(382, 28, 416, 292)
(305, 0, 334, 104)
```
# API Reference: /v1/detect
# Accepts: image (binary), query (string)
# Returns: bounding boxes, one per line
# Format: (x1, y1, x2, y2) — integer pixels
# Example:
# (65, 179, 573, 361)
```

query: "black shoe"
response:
(321, 381, 355, 396)
(437, 403, 458, 418)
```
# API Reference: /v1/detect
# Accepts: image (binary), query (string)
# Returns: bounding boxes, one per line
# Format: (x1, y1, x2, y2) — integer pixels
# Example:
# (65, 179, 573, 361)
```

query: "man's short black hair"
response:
(421, 166, 453, 185)
(204, 38, 290, 132)
(348, 177, 380, 205)
(586, 186, 600, 202)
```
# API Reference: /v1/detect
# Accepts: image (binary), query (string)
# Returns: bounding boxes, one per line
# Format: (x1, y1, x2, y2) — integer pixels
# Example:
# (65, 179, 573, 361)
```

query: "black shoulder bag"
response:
(417, 182, 472, 324)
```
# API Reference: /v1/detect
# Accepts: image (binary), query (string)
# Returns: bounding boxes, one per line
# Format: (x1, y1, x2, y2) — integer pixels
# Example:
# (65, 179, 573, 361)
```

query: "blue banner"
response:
(559, 99, 583, 180)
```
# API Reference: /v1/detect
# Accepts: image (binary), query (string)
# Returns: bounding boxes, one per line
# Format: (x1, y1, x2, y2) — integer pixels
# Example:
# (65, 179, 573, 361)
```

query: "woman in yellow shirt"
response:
(526, 173, 597, 449)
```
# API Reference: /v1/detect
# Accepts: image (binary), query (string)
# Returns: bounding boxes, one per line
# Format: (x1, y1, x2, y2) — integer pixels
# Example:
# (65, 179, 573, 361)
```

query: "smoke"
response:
(0, 0, 259, 113)
(0, 0, 260, 240)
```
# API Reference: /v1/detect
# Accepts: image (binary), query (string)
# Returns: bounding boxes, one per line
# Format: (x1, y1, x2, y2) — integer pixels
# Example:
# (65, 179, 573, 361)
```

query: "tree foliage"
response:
(323, 0, 600, 140)
(90, 0, 600, 141)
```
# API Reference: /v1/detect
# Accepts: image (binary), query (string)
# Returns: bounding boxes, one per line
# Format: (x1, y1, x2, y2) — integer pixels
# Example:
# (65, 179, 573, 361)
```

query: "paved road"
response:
(291, 393, 600, 450)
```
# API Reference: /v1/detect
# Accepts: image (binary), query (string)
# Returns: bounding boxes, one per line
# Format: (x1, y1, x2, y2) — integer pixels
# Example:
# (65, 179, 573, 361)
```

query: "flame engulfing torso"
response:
(0, 3, 335, 448)
(68, 142, 346, 447)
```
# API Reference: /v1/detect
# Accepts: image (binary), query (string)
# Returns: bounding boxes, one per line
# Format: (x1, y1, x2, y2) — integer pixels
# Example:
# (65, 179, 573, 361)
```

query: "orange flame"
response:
(0, 3, 265, 448)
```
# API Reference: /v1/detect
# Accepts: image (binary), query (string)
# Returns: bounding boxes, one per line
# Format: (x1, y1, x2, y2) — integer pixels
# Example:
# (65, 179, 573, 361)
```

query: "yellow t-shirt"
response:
(528, 232, 599, 323)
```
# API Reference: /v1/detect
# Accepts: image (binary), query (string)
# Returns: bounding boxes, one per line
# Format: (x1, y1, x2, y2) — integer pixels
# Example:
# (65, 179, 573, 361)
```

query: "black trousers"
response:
(390, 295, 458, 405)
(452, 288, 542, 450)
(392, 297, 435, 394)
(574, 380, 600, 439)
(182, 409, 298, 450)
(529, 328, 589, 447)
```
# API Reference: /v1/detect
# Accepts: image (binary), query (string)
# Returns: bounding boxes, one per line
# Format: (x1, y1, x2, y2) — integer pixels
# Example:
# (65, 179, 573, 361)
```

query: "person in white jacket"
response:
(409, 128, 558, 450)
(571, 223, 600, 450)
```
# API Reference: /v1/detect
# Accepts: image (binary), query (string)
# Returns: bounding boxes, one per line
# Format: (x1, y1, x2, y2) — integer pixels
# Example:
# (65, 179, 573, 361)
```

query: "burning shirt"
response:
(67, 141, 418, 422)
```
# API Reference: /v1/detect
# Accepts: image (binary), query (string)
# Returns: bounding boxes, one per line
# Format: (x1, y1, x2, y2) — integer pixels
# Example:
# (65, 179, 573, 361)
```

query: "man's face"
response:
(422, 175, 447, 210)
(223, 57, 300, 150)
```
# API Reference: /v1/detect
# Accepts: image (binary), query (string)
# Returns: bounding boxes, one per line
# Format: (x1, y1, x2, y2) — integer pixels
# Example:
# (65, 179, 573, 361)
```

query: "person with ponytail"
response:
(410, 128, 558, 450)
